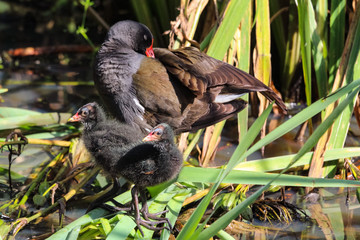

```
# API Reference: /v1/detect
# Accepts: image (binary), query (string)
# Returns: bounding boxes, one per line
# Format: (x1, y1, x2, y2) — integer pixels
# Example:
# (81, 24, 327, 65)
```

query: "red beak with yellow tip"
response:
(143, 132, 159, 142)
(143, 134, 154, 142)
(68, 112, 81, 122)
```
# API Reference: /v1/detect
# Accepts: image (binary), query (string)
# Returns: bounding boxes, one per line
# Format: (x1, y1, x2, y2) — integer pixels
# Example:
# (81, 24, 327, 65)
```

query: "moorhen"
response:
(94, 20, 287, 134)
(68, 103, 183, 235)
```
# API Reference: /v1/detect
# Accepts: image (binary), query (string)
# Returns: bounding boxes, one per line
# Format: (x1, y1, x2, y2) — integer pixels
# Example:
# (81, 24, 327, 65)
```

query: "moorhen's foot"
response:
(86, 177, 128, 213)
(131, 187, 171, 236)
(109, 199, 133, 211)
(86, 199, 132, 213)
(88, 203, 132, 213)
(6, 130, 28, 143)
(138, 188, 172, 228)
(135, 217, 171, 237)
(68, 162, 95, 176)
(140, 207, 172, 229)
(5, 130, 28, 155)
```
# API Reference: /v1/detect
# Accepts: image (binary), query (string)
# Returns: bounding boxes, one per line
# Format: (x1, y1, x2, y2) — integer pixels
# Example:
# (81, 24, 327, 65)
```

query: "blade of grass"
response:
(254, 0, 272, 154)
(160, 189, 193, 240)
(324, 13, 360, 177)
(183, 129, 204, 161)
(293, 86, 360, 168)
(281, 1, 300, 97)
(235, 147, 360, 172)
(243, 79, 360, 159)
(328, 0, 346, 87)
(254, 0, 271, 87)
(315, 1, 328, 48)
(177, 167, 360, 188)
(297, 0, 313, 129)
(310, 1, 360, 179)
(207, 0, 251, 60)
(176, 104, 273, 240)
(197, 84, 360, 240)
(308, 1, 327, 98)
(236, 3, 252, 143)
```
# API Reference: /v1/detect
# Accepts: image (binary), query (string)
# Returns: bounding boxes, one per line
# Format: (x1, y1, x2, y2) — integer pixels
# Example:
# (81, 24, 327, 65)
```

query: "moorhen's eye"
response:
(144, 35, 148, 41)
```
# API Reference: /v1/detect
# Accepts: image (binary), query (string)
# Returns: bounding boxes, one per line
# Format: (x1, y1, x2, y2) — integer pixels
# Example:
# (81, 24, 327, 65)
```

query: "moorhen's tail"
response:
(181, 99, 247, 133)
(216, 64, 287, 113)
(156, 47, 287, 114)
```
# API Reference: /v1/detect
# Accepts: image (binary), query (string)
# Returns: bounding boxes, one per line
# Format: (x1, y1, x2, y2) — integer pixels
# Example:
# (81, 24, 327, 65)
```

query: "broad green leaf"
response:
(0, 107, 40, 118)
(100, 218, 111, 236)
(177, 167, 360, 188)
(0, 112, 71, 130)
(107, 215, 136, 240)
(46, 208, 108, 239)
(0, 167, 26, 182)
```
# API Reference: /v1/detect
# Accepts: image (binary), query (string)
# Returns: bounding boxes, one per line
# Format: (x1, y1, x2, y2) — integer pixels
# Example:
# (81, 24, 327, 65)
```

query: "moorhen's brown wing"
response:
(154, 47, 287, 110)
(132, 56, 249, 133)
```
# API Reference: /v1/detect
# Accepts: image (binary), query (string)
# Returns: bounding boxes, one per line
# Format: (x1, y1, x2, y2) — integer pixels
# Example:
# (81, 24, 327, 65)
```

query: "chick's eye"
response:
(144, 35, 148, 41)
(155, 129, 162, 135)
(81, 109, 89, 117)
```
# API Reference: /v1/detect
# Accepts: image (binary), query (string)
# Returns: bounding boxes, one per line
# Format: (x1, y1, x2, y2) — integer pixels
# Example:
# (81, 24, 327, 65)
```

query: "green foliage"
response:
(77, 0, 95, 49)
(1, 0, 360, 239)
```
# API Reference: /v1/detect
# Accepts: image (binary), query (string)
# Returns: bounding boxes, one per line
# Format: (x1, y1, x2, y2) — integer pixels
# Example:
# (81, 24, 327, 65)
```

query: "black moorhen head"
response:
(95, 20, 287, 134)
(69, 104, 182, 235)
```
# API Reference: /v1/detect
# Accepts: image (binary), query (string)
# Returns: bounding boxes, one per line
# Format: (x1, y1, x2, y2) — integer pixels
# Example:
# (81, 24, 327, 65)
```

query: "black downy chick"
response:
(69, 102, 143, 212)
(118, 123, 183, 234)
(68, 103, 183, 235)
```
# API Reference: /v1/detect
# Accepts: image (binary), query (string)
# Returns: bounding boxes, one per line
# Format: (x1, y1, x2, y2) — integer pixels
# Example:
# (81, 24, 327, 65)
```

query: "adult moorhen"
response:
(95, 20, 287, 134)
(68, 103, 183, 235)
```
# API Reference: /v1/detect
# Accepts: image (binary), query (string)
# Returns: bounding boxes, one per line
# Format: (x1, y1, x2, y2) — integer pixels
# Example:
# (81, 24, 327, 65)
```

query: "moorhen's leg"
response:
(131, 186, 170, 236)
(87, 177, 131, 213)
(138, 189, 172, 229)
(5, 130, 28, 197)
